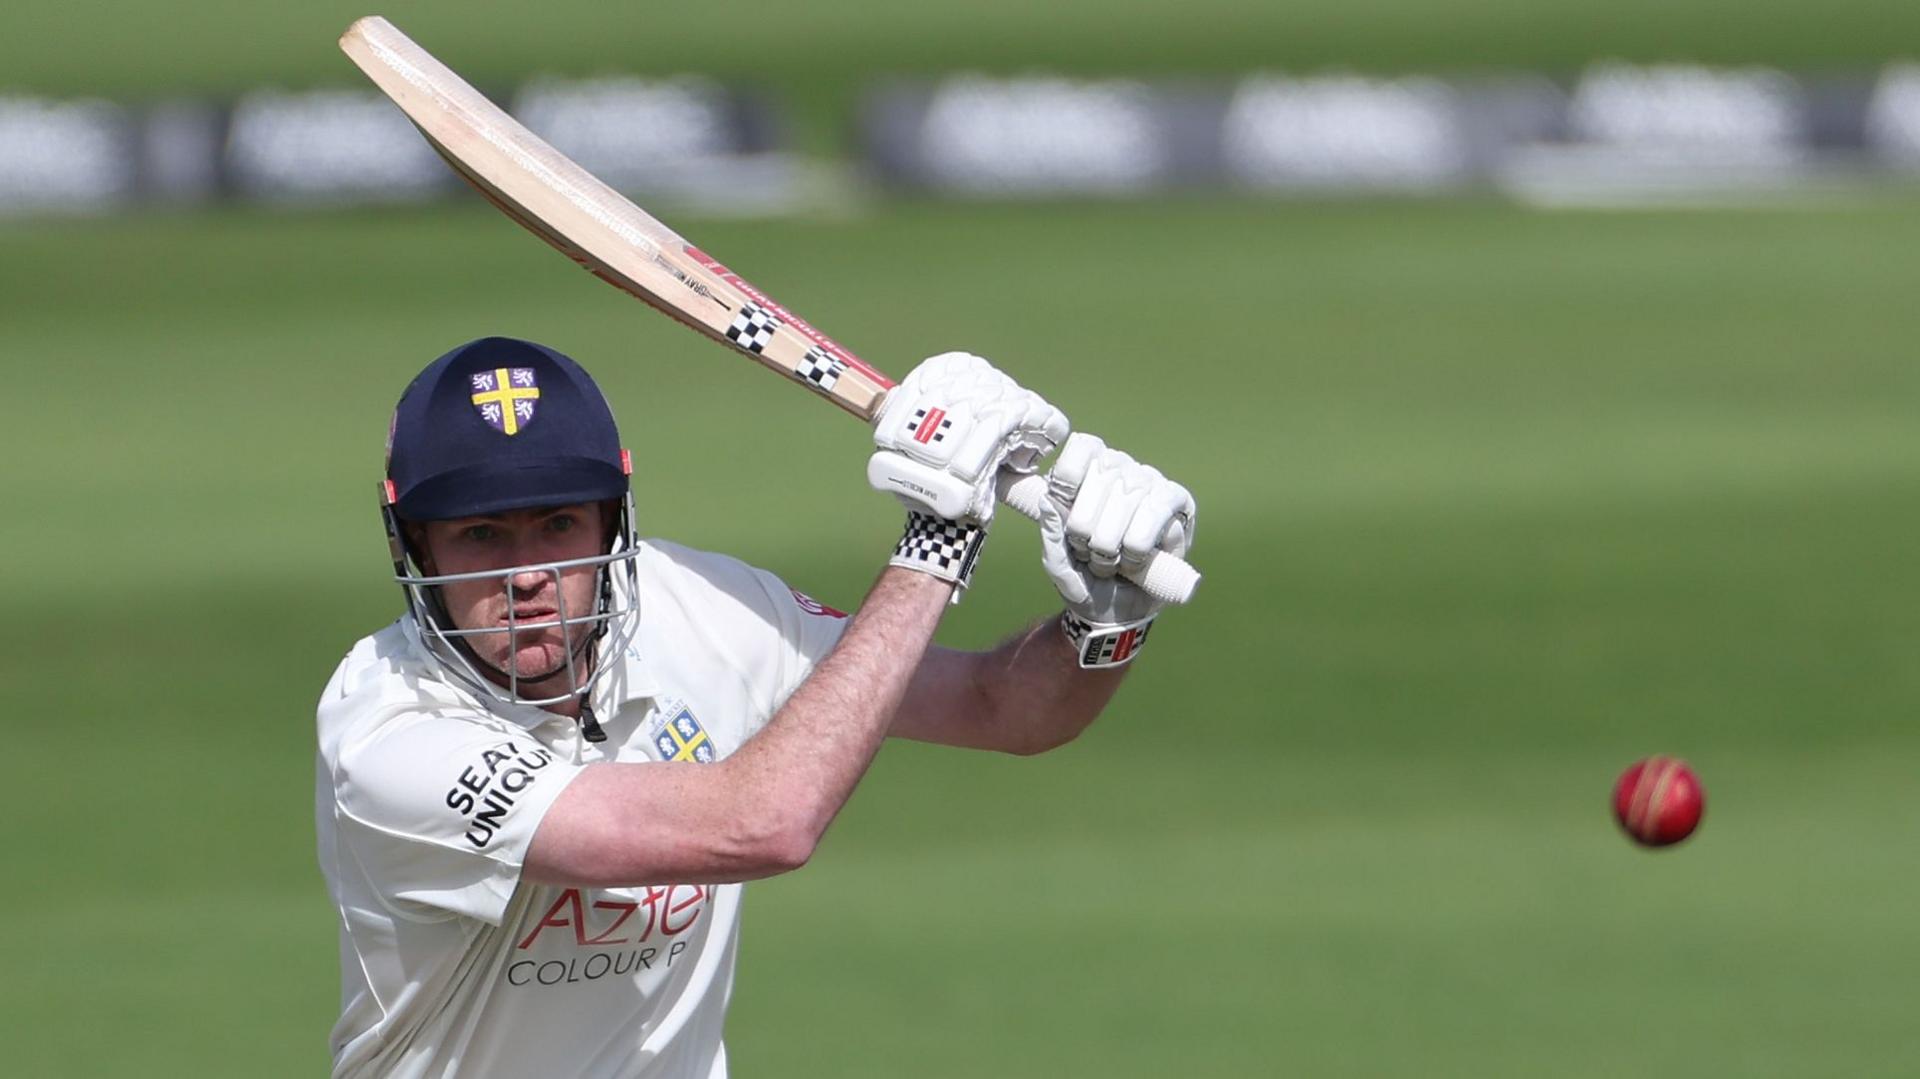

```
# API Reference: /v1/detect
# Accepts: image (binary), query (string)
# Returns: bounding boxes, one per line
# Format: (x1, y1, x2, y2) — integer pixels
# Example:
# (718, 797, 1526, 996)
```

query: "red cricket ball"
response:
(1613, 756, 1705, 848)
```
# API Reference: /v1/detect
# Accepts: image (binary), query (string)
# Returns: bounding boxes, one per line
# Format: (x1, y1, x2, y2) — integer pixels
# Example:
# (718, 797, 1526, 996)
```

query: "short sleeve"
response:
(330, 712, 584, 924)
(633, 541, 854, 741)
(730, 571, 848, 717)
(763, 579, 851, 700)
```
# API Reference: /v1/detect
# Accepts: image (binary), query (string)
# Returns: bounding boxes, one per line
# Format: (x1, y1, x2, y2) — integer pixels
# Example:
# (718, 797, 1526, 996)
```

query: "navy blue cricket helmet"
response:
(380, 337, 642, 712)
(385, 336, 630, 520)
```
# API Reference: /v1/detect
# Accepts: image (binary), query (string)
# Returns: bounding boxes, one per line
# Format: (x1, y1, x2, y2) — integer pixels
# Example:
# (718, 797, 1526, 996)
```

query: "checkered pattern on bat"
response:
(725, 302, 782, 353)
(891, 510, 986, 590)
(794, 346, 846, 391)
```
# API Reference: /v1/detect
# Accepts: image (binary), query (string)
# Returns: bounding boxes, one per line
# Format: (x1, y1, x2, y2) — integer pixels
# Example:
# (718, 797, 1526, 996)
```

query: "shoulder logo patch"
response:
(650, 704, 716, 764)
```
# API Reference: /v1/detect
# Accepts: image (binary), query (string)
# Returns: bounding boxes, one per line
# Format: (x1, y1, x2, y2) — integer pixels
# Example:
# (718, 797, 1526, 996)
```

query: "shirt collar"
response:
(590, 617, 660, 715)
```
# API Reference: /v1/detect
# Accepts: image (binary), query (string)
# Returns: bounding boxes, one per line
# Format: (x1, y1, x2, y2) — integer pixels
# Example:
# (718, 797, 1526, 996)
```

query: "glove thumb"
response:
(1037, 492, 1091, 608)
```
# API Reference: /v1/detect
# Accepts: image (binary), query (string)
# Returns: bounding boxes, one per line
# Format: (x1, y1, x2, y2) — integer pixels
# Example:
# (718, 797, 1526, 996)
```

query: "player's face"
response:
(416, 502, 609, 689)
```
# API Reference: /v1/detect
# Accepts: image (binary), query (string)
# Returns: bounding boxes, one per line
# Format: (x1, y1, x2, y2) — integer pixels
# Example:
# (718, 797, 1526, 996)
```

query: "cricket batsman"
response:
(314, 336, 1196, 1077)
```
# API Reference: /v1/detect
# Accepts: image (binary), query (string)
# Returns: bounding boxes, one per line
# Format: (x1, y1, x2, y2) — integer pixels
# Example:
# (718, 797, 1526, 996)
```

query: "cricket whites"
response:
(339, 15, 1199, 603)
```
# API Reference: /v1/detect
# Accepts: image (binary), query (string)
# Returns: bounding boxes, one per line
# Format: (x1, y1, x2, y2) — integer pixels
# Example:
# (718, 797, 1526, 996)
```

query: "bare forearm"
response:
(528, 566, 952, 886)
(723, 567, 952, 851)
(893, 614, 1128, 755)
(981, 615, 1127, 753)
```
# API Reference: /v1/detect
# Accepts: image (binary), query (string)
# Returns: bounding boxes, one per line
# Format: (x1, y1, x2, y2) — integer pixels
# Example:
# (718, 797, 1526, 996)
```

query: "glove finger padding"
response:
(1121, 477, 1196, 573)
(1082, 465, 1159, 578)
(1046, 431, 1104, 502)
(948, 398, 1024, 485)
(1061, 464, 1112, 568)
(1006, 396, 1072, 474)
(1038, 433, 1197, 663)
(1037, 493, 1091, 608)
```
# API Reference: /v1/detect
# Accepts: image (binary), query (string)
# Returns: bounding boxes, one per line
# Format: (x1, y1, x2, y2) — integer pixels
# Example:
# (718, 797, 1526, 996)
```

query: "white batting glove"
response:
(868, 352, 1068, 595)
(1038, 433, 1196, 667)
(869, 352, 1068, 525)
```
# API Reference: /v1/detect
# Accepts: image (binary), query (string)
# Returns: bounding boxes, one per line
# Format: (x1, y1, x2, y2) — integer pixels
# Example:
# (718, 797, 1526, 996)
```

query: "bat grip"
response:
(998, 473, 1201, 606)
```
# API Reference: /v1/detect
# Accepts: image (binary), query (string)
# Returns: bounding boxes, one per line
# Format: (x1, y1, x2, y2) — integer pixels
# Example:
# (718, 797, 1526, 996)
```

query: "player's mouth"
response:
(499, 607, 558, 626)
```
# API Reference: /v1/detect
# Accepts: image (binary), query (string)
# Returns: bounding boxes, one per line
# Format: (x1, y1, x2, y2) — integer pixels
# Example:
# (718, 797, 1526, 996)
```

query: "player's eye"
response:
(461, 524, 497, 543)
(546, 514, 576, 533)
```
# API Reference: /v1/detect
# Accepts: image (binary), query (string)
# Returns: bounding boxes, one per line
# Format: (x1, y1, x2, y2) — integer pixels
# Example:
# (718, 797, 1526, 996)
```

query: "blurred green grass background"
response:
(5, 2, 1920, 1076)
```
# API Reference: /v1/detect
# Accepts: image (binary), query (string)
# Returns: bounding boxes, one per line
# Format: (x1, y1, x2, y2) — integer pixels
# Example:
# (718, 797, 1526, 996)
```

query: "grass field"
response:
(4, 192, 1918, 1075)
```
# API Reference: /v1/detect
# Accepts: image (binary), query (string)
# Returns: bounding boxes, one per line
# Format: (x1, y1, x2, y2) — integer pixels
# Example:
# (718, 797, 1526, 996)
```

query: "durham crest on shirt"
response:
(650, 704, 715, 764)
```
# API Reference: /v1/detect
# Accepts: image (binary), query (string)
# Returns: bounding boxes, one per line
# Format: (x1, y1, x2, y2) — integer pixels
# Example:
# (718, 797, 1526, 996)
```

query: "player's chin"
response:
(469, 634, 567, 682)
(507, 641, 572, 680)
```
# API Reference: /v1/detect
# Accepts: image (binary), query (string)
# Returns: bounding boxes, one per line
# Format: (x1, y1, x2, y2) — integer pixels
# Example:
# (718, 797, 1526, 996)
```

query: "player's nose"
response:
(508, 564, 555, 596)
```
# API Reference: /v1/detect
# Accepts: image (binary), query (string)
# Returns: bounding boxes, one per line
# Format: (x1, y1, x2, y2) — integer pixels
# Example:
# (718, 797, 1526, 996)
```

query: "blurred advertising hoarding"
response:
(0, 95, 139, 213)
(0, 77, 787, 215)
(864, 75, 1195, 195)
(4, 62, 1920, 216)
(1868, 62, 1920, 166)
(225, 89, 454, 203)
(864, 64, 1919, 206)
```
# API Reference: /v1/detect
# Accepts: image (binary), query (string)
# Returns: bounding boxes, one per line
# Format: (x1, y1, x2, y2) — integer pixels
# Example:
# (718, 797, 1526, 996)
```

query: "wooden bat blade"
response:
(338, 15, 892, 419)
(338, 16, 1200, 604)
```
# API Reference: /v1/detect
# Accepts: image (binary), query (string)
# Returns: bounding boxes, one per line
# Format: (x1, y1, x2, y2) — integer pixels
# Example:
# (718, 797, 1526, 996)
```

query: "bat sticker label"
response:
(684, 245, 893, 388)
(651, 253, 730, 310)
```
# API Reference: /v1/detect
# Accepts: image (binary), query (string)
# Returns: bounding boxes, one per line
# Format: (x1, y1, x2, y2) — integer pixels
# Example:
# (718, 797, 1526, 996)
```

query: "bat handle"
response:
(997, 473, 1201, 606)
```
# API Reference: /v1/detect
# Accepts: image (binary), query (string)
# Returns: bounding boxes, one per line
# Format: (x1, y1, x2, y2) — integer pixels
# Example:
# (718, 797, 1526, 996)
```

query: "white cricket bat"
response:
(339, 16, 1198, 603)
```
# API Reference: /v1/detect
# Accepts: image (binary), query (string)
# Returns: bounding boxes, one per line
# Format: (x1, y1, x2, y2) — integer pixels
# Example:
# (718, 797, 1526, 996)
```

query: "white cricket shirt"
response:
(315, 539, 849, 1079)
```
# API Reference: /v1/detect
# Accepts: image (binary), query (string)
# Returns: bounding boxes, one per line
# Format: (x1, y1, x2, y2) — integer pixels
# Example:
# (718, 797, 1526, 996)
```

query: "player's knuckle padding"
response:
(1088, 486, 1134, 565)
(956, 401, 1018, 480)
(1122, 485, 1182, 562)
(1064, 467, 1112, 547)
(1050, 432, 1103, 495)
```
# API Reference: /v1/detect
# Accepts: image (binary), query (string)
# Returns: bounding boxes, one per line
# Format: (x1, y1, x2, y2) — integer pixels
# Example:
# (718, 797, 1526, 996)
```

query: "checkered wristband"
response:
(1061, 611, 1155, 669)
(891, 511, 987, 596)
